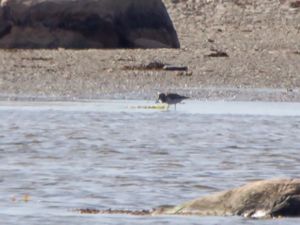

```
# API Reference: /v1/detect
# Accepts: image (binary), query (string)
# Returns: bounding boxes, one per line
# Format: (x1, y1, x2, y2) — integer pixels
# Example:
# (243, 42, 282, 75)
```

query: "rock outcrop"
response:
(79, 179, 300, 218)
(0, 0, 180, 48)
(152, 178, 300, 218)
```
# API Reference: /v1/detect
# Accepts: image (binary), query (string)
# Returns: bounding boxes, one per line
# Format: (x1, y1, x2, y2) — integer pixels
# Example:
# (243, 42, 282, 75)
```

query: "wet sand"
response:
(0, 0, 300, 101)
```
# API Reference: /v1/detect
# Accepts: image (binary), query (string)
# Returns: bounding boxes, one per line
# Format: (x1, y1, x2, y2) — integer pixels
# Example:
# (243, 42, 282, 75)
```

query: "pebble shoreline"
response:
(0, 0, 300, 102)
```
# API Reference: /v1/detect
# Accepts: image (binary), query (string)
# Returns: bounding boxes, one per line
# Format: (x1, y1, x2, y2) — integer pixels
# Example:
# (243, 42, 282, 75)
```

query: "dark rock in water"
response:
(0, 0, 180, 49)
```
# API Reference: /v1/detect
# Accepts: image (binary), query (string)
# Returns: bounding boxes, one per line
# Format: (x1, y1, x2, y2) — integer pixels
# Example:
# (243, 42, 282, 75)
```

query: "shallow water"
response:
(1, 100, 300, 225)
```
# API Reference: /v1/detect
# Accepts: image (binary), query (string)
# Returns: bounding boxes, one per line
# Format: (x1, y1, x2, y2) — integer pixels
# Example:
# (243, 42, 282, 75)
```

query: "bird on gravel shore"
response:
(156, 93, 189, 110)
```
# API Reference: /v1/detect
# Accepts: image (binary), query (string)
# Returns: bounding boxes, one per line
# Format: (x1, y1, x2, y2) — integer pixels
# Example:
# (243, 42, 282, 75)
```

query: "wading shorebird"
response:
(156, 93, 189, 109)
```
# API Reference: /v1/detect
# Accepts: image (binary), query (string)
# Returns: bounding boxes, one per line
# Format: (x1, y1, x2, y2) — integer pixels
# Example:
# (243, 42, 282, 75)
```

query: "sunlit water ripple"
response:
(1, 100, 300, 225)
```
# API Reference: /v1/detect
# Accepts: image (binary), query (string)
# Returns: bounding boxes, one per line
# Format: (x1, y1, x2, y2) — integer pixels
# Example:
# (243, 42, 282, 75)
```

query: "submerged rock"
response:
(80, 179, 300, 218)
(152, 178, 300, 218)
(0, 0, 180, 49)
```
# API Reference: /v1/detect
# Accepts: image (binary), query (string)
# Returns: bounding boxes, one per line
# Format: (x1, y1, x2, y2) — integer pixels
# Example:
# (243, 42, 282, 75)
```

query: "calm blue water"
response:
(1, 100, 300, 225)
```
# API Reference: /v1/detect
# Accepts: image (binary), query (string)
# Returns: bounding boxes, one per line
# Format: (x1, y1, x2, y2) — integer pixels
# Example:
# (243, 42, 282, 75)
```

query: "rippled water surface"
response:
(1, 100, 300, 225)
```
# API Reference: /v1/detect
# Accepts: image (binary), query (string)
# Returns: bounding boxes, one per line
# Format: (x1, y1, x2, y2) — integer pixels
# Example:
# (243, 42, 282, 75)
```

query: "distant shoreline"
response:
(0, 1, 299, 102)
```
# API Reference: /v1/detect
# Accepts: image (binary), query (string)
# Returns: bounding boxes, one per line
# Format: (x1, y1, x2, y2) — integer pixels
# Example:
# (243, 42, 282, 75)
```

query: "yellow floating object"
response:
(130, 104, 167, 110)
(22, 194, 31, 202)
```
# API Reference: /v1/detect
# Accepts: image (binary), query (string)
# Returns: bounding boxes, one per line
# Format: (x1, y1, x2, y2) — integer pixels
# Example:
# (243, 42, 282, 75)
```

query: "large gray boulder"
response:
(78, 178, 300, 218)
(153, 178, 300, 218)
(0, 0, 180, 48)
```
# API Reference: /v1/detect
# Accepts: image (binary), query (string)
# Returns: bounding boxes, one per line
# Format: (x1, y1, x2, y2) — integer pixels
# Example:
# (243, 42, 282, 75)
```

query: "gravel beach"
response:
(0, 0, 300, 101)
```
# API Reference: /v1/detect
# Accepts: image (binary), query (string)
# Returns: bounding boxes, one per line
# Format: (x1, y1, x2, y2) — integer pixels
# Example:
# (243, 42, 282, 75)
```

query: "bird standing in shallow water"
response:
(156, 93, 189, 110)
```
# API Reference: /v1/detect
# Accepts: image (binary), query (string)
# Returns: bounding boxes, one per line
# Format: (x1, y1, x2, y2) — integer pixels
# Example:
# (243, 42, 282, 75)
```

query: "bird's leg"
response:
(175, 104, 177, 110)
